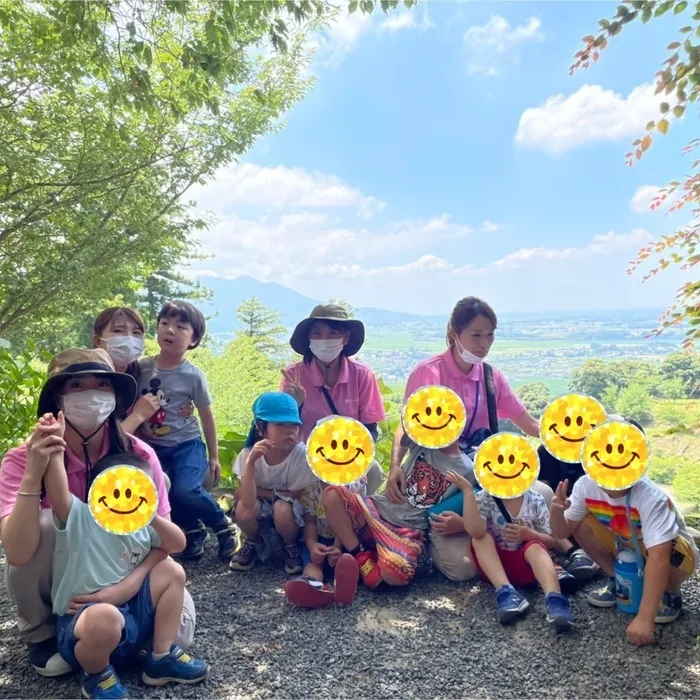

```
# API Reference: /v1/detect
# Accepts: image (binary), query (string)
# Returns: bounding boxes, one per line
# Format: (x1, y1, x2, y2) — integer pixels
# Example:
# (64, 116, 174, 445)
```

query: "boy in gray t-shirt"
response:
(42, 435, 208, 700)
(135, 301, 235, 561)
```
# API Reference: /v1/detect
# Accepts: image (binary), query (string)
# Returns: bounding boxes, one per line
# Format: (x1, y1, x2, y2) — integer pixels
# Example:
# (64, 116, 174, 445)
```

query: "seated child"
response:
(283, 478, 363, 609)
(44, 416, 208, 700)
(446, 470, 574, 631)
(230, 392, 318, 574)
(324, 441, 474, 589)
(551, 467, 699, 647)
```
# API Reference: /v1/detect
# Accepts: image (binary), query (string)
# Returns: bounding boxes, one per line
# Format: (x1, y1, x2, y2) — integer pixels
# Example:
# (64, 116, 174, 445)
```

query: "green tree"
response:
(661, 351, 700, 397)
(516, 382, 552, 419)
(658, 377, 687, 400)
(615, 383, 653, 424)
(600, 385, 619, 414)
(570, 0, 699, 348)
(0, 0, 415, 347)
(235, 297, 287, 356)
(568, 359, 616, 400)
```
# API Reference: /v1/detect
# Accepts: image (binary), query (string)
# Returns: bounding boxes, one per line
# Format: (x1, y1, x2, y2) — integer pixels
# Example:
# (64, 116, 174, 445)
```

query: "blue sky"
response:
(189, 0, 695, 315)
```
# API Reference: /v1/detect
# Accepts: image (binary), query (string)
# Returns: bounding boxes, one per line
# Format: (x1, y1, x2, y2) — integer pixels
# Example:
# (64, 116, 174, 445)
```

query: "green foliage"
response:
(0, 344, 49, 456)
(568, 359, 616, 400)
(217, 430, 245, 489)
(571, 1, 699, 348)
(515, 381, 552, 418)
(235, 298, 287, 356)
(656, 401, 688, 428)
(648, 455, 683, 485)
(375, 376, 401, 472)
(601, 385, 619, 414)
(672, 462, 700, 513)
(658, 377, 687, 400)
(661, 351, 700, 397)
(616, 382, 654, 423)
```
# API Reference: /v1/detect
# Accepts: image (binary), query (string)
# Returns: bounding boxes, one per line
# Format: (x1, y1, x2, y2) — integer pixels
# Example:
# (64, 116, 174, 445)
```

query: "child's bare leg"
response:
(150, 559, 186, 655)
(553, 538, 576, 553)
(272, 500, 299, 545)
(74, 604, 124, 674)
(524, 544, 560, 595)
(472, 534, 509, 589)
(323, 489, 361, 552)
(303, 562, 324, 581)
(573, 523, 615, 576)
(667, 567, 688, 593)
(235, 501, 260, 541)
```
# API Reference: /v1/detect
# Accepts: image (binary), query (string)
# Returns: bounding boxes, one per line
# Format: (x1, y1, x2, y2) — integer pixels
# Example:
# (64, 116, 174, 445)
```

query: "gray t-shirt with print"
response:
(372, 446, 475, 531)
(137, 357, 212, 447)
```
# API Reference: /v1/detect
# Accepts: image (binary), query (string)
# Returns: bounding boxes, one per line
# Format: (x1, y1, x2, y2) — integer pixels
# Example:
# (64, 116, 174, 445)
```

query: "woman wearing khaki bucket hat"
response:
(0, 348, 196, 679)
(281, 304, 387, 494)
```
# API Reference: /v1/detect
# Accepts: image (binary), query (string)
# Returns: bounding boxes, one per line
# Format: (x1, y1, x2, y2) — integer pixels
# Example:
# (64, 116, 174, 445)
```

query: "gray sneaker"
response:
(565, 549, 600, 581)
(585, 577, 617, 608)
(656, 591, 682, 624)
(283, 543, 303, 575)
(229, 538, 257, 571)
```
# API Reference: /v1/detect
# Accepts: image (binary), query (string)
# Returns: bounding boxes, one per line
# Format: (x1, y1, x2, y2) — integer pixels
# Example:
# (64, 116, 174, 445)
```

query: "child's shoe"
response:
(545, 591, 574, 631)
(494, 584, 529, 624)
(334, 553, 359, 605)
(585, 577, 617, 608)
(285, 576, 335, 608)
(214, 518, 236, 560)
(81, 666, 128, 699)
(229, 536, 258, 571)
(142, 645, 209, 687)
(655, 591, 682, 624)
(565, 549, 600, 580)
(283, 543, 303, 575)
(555, 565, 578, 595)
(179, 526, 208, 560)
(27, 638, 72, 677)
(355, 550, 382, 590)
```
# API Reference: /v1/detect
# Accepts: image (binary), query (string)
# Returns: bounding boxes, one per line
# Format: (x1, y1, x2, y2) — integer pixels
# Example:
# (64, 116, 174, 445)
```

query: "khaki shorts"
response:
(583, 513, 697, 576)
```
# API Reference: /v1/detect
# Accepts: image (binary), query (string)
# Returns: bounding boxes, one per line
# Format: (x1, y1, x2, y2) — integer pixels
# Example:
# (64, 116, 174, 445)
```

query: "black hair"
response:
(157, 300, 206, 348)
(447, 297, 498, 347)
(302, 319, 351, 364)
(91, 451, 152, 481)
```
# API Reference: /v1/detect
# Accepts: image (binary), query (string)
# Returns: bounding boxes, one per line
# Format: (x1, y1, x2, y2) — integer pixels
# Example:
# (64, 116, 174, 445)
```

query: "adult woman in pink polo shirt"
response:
(0, 348, 195, 678)
(280, 304, 386, 490)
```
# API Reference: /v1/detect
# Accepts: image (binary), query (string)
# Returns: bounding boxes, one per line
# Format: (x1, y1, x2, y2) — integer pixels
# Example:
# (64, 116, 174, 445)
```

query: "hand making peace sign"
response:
(281, 366, 306, 407)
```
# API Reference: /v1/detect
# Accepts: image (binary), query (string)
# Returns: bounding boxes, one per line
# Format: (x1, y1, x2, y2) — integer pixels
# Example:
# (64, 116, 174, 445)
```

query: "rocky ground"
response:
(2, 539, 700, 699)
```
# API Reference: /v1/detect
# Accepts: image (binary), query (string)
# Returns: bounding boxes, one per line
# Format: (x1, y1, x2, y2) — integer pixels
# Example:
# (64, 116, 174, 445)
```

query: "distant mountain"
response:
(200, 275, 436, 335)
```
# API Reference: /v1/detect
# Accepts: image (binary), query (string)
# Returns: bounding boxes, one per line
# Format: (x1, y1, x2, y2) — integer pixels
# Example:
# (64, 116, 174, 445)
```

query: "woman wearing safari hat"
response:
(0, 348, 196, 678)
(281, 304, 386, 493)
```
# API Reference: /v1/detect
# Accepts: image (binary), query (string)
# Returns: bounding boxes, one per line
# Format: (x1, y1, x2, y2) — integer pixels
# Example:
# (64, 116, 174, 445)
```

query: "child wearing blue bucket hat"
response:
(229, 392, 317, 574)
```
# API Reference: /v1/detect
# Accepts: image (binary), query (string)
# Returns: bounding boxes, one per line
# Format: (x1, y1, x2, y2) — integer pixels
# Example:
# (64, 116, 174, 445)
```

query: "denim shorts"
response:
(57, 576, 155, 669)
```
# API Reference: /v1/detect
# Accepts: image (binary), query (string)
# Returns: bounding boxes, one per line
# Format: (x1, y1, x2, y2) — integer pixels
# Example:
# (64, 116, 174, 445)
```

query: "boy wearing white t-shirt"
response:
(551, 467, 698, 647)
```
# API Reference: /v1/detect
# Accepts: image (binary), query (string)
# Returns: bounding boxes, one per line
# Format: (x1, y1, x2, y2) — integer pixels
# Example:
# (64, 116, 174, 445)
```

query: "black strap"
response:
(320, 386, 340, 415)
(494, 496, 513, 523)
(483, 363, 498, 435)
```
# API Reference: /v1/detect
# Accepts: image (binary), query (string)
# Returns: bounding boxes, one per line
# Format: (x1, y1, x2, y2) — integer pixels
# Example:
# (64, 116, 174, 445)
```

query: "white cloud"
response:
(311, 2, 374, 69)
(190, 163, 385, 219)
(515, 83, 661, 156)
(630, 184, 662, 214)
(463, 16, 543, 77)
(378, 12, 415, 33)
(481, 220, 501, 233)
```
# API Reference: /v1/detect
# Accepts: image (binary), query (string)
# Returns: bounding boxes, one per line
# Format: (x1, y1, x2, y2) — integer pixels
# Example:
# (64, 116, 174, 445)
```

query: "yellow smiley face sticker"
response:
(88, 466, 158, 534)
(582, 420, 649, 490)
(474, 433, 540, 498)
(402, 385, 467, 449)
(306, 417, 375, 486)
(540, 393, 607, 463)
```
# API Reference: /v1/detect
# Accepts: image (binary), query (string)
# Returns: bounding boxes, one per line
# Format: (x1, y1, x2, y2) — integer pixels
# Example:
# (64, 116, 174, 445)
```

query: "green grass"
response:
(512, 377, 569, 396)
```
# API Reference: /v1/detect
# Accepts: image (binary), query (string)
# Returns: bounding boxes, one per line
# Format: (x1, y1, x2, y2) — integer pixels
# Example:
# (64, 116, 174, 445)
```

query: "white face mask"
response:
(62, 390, 116, 433)
(455, 337, 485, 365)
(105, 335, 144, 368)
(309, 339, 345, 364)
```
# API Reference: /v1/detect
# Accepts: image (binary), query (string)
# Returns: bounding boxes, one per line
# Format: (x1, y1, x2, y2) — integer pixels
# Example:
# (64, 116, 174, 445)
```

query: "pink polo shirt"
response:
(404, 349, 526, 437)
(280, 356, 386, 442)
(0, 432, 171, 520)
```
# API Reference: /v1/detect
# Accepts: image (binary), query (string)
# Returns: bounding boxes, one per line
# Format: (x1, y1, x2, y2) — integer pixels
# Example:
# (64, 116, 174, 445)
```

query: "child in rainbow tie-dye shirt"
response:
(551, 473, 698, 647)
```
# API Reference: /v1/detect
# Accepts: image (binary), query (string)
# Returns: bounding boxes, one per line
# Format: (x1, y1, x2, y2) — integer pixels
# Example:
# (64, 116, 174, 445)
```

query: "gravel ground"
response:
(2, 538, 700, 700)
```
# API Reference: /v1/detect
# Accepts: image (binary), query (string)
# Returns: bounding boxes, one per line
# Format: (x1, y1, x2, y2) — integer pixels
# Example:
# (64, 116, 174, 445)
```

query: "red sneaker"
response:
(355, 550, 382, 590)
(334, 553, 359, 605)
(284, 577, 335, 609)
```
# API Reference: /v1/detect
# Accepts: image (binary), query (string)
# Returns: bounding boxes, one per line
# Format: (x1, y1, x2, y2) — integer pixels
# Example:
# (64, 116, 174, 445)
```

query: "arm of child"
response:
(120, 394, 160, 434)
(550, 479, 581, 540)
(444, 471, 486, 538)
(43, 448, 72, 526)
(241, 452, 258, 509)
(197, 405, 220, 485)
(150, 514, 186, 554)
(627, 541, 672, 646)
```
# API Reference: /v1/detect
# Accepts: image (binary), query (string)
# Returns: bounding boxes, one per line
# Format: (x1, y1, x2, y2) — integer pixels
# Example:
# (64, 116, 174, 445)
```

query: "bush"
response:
(615, 383, 653, 424)
(0, 344, 50, 457)
(655, 403, 688, 429)
(648, 456, 682, 485)
(672, 462, 700, 514)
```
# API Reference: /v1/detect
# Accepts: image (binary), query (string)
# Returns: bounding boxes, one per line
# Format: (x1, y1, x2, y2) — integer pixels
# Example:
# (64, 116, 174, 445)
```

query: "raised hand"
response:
(281, 367, 306, 407)
(26, 412, 66, 482)
(445, 469, 472, 492)
(551, 479, 571, 514)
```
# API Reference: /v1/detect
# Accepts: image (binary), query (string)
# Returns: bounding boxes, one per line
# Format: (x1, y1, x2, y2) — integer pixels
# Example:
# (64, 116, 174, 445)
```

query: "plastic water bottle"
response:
(614, 548, 644, 615)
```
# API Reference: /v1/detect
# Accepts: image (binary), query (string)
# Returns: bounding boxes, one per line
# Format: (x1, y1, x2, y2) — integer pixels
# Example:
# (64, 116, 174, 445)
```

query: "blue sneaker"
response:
(81, 666, 128, 699)
(142, 645, 209, 687)
(655, 591, 682, 624)
(545, 591, 574, 631)
(494, 584, 529, 624)
(585, 577, 617, 608)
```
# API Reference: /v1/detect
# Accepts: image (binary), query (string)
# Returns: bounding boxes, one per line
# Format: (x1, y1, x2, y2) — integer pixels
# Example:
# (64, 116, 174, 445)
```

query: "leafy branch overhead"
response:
(571, 0, 700, 349)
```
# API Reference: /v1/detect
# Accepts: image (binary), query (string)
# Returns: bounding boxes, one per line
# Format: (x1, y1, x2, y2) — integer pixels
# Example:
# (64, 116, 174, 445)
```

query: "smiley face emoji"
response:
(582, 420, 649, 490)
(474, 433, 540, 498)
(306, 417, 375, 486)
(540, 393, 607, 464)
(88, 466, 158, 534)
(402, 385, 467, 449)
